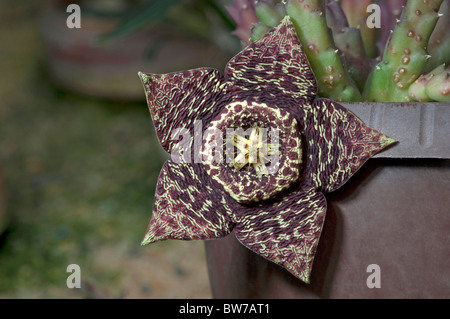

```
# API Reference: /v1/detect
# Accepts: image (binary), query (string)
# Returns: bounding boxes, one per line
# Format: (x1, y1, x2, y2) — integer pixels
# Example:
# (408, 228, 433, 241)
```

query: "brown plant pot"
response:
(204, 102, 450, 299)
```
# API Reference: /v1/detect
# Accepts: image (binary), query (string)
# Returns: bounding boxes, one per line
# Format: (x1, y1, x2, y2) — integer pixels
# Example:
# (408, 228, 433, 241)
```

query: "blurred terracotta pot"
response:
(38, 1, 231, 101)
(205, 102, 450, 299)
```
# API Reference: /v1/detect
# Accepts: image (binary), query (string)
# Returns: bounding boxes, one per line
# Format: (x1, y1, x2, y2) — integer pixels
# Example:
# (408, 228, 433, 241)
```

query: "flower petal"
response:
(141, 161, 236, 245)
(139, 68, 229, 153)
(234, 186, 327, 283)
(224, 16, 317, 108)
(301, 99, 396, 193)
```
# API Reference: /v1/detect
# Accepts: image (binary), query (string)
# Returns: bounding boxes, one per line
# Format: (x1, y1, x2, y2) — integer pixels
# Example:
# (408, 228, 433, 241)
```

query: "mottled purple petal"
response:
(141, 161, 236, 245)
(234, 186, 327, 283)
(139, 68, 229, 153)
(224, 16, 317, 109)
(301, 99, 396, 193)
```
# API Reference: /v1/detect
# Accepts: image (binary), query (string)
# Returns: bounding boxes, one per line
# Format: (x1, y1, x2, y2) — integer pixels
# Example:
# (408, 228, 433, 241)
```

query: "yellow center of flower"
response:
(229, 125, 280, 176)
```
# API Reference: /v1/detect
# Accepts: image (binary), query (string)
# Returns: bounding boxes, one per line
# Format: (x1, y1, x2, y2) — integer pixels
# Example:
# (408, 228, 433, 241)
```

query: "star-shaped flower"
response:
(138, 17, 395, 283)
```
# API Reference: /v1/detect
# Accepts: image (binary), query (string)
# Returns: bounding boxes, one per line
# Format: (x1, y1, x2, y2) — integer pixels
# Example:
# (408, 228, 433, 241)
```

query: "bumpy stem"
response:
(377, 0, 407, 57)
(334, 27, 373, 92)
(340, 0, 378, 58)
(254, 0, 286, 27)
(424, 0, 450, 72)
(326, 1, 372, 92)
(425, 36, 450, 73)
(408, 63, 445, 101)
(425, 67, 450, 102)
(363, 0, 444, 102)
(286, 0, 362, 101)
(250, 0, 285, 41)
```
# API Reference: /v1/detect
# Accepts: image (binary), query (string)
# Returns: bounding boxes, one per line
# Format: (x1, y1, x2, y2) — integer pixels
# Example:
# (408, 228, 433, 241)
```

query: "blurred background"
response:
(0, 0, 240, 298)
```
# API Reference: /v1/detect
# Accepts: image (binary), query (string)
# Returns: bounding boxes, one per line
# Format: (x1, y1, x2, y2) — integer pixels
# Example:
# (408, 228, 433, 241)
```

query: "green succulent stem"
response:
(254, 0, 286, 27)
(425, 37, 450, 73)
(286, 0, 362, 102)
(333, 27, 372, 92)
(425, 68, 450, 102)
(408, 63, 445, 101)
(424, 0, 450, 72)
(340, 0, 379, 58)
(325, 1, 372, 92)
(251, 22, 272, 42)
(363, 0, 444, 102)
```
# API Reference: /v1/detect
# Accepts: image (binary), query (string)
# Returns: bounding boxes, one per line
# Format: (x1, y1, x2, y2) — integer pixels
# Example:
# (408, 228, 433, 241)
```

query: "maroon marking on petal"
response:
(242, 186, 252, 195)
(256, 191, 264, 200)
(283, 167, 293, 176)
(158, 199, 168, 210)
(288, 138, 298, 148)
(138, 69, 229, 153)
(234, 186, 327, 283)
(141, 161, 236, 245)
(301, 99, 396, 193)
(224, 17, 317, 111)
(288, 151, 299, 161)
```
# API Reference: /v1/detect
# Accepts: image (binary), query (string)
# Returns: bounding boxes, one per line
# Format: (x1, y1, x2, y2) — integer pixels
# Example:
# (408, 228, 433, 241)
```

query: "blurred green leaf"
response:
(96, 0, 181, 43)
(204, 0, 236, 31)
